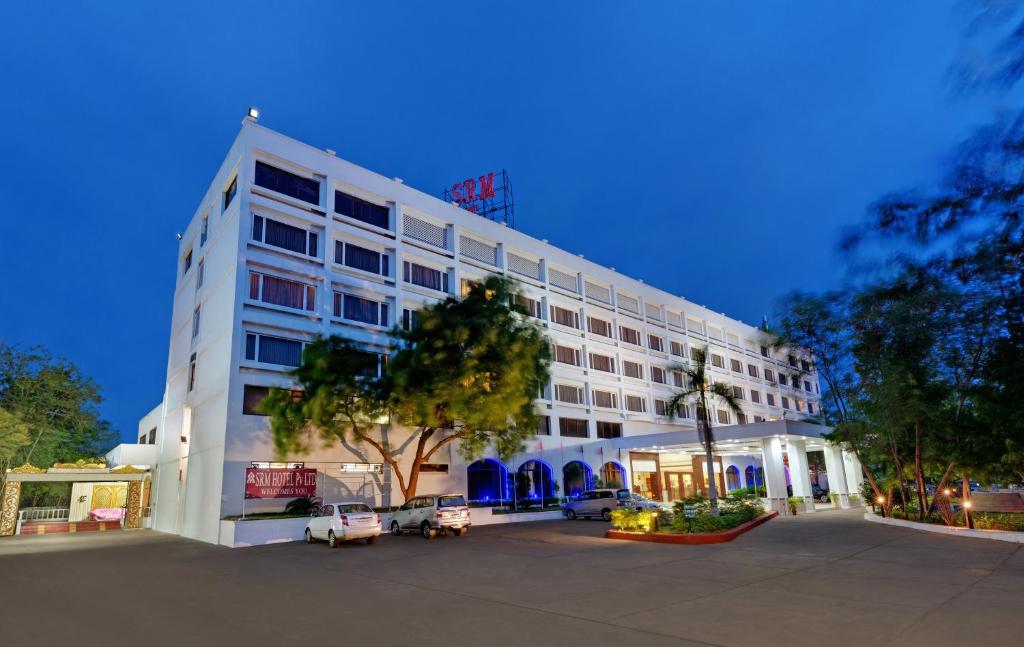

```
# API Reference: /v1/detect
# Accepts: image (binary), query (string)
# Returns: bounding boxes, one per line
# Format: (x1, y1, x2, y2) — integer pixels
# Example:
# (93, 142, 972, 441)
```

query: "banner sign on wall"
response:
(339, 462, 383, 474)
(244, 467, 318, 499)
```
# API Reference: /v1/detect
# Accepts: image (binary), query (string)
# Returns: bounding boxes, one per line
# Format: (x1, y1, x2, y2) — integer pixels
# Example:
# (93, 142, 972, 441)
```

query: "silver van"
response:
(563, 489, 621, 521)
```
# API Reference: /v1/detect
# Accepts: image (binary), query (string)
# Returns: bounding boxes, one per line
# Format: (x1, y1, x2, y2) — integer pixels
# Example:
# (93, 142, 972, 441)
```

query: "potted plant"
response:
(787, 496, 803, 515)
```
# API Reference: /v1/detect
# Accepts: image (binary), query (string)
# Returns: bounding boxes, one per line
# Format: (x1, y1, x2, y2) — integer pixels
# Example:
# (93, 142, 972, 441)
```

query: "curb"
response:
(605, 511, 778, 545)
(863, 512, 1024, 543)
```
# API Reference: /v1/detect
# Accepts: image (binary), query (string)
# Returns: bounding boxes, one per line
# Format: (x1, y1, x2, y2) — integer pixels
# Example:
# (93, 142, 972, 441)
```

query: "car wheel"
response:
(601, 508, 612, 522)
(305, 529, 314, 544)
(390, 521, 401, 536)
(365, 536, 375, 545)
(421, 522, 433, 539)
(451, 528, 462, 536)
(566, 509, 577, 520)
(328, 531, 338, 548)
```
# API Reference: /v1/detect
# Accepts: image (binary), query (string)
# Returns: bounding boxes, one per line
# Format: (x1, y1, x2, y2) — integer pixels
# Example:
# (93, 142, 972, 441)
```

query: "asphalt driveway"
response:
(1, 508, 1021, 647)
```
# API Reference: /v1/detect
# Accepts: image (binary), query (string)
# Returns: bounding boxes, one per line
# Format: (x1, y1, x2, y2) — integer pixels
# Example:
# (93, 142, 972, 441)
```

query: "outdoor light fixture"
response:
(248, 106, 260, 120)
(943, 488, 952, 496)
(963, 500, 972, 509)
(877, 495, 885, 504)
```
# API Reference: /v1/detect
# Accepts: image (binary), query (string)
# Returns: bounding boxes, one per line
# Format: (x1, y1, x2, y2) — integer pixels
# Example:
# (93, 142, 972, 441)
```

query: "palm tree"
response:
(667, 346, 743, 515)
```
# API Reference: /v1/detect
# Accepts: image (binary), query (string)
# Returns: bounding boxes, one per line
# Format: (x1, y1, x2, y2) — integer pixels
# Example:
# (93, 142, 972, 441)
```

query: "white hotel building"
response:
(138, 115, 864, 545)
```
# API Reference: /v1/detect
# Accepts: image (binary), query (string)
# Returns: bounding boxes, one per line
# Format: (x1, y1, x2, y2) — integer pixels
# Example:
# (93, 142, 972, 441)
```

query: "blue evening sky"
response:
(0, 2, 1013, 442)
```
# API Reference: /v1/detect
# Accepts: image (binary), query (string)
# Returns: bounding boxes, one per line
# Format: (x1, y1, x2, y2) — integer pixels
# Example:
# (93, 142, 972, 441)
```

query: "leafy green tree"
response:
(264, 275, 551, 501)
(667, 346, 742, 514)
(0, 344, 117, 493)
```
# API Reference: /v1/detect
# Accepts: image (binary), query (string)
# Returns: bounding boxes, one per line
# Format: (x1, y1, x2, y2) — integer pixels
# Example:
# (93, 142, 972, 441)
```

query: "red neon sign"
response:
(449, 172, 496, 213)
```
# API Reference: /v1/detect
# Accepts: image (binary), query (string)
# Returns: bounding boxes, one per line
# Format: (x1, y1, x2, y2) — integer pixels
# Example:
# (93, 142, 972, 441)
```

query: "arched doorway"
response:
(745, 465, 755, 488)
(516, 460, 555, 503)
(467, 459, 512, 503)
(725, 466, 740, 491)
(562, 461, 593, 498)
(599, 461, 626, 489)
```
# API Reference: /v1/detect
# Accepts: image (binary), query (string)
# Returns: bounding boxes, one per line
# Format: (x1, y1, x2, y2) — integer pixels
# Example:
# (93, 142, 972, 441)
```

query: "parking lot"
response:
(2, 508, 1023, 647)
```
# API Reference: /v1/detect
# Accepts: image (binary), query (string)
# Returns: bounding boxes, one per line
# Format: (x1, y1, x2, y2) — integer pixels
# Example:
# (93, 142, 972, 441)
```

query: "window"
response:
(716, 409, 730, 424)
(147, 428, 155, 444)
(747, 364, 759, 378)
(737, 412, 748, 425)
(353, 350, 386, 378)
(767, 393, 776, 406)
(403, 261, 447, 292)
(187, 353, 197, 392)
(625, 394, 647, 413)
(182, 249, 192, 276)
(553, 344, 582, 367)
(804, 380, 812, 392)
(648, 335, 664, 352)
(535, 416, 551, 436)
(764, 368, 775, 383)
(588, 353, 615, 373)
(622, 360, 643, 379)
(249, 272, 315, 311)
(200, 214, 209, 246)
(459, 278, 479, 298)
(336, 241, 388, 276)
(559, 418, 589, 438)
(245, 333, 304, 367)
(778, 374, 788, 386)
(710, 353, 725, 369)
(592, 390, 617, 409)
(781, 397, 790, 410)
(676, 402, 690, 418)
(730, 358, 742, 373)
(196, 259, 205, 290)
(788, 354, 798, 368)
(689, 346, 703, 361)
(669, 341, 685, 357)
(732, 385, 744, 400)
(651, 366, 667, 384)
(243, 385, 269, 415)
(554, 384, 584, 405)
(807, 402, 815, 414)
(750, 390, 761, 404)
(515, 294, 542, 318)
(334, 190, 389, 229)
(596, 421, 622, 439)
(760, 345, 769, 358)
(801, 359, 811, 372)
(191, 306, 201, 339)
(619, 325, 641, 346)
(550, 305, 580, 329)
(654, 399, 669, 416)
(223, 177, 237, 210)
(335, 293, 389, 326)
(255, 161, 320, 205)
(252, 215, 319, 257)
(671, 370, 685, 387)
(795, 400, 804, 412)
(587, 316, 613, 338)
(754, 415, 765, 422)
(401, 308, 419, 331)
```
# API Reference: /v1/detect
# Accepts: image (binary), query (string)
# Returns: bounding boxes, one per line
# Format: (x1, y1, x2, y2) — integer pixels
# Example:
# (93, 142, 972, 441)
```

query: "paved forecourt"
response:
(1, 508, 1022, 647)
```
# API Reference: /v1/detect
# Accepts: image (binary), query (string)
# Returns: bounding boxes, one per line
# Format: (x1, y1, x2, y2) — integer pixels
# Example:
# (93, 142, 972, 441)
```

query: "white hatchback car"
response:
(389, 493, 471, 539)
(305, 502, 381, 547)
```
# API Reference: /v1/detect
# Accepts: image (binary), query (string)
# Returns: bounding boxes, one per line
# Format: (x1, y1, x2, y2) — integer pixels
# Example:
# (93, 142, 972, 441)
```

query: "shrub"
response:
(284, 496, 322, 515)
(610, 508, 655, 532)
(673, 495, 710, 517)
(728, 486, 767, 497)
(972, 513, 1024, 532)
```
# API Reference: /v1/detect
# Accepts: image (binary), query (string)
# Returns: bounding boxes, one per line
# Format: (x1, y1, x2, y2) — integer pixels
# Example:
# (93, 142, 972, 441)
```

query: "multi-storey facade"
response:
(144, 116, 859, 545)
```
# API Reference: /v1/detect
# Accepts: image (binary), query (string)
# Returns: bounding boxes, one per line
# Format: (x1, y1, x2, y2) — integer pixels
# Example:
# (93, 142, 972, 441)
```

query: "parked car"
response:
(811, 485, 830, 503)
(563, 489, 620, 521)
(305, 502, 381, 548)
(390, 493, 471, 539)
(616, 489, 665, 512)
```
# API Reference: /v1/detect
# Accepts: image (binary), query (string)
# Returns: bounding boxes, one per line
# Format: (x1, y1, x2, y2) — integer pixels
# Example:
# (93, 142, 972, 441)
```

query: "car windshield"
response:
(337, 504, 372, 513)
(616, 489, 631, 499)
(438, 495, 466, 508)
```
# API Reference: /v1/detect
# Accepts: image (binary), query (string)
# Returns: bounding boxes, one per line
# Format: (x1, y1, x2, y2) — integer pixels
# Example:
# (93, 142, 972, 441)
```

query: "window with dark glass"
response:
(670, 341, 685, 357)
(625, 395, 646, 413)
(336, 293, 387, 326)
(200, 214, 209, 246)
(592, 390, 617, 408)
(338, 241, 387, 275)
(588, 353, 614, 373)
(760, 346, 770, 357)
(587, 316, 612, 338)
(403, 261, 446, 292)
(558, 417, 589, 438)
(334, 190, 389, 229)
(252, 215, 318, 257)
(223, 176, 237, 210)
(596, 421, 622, 439)
(255, 161, 320, 205)
(401, 308, 419, 331)
(535, 415, 550, 435)
(550, 305, 580, 329)
(651, 366, 667, 384)
(187, 353, 197, 392)
(514, 294, 541, 318)
(245, 333, 304, 367)
(622, 360, 643, 379)
(182, 249, 192, 276)
(619, 326, 641, 346)
(249, 272, 315, 311)
(553, 345, 581, 366)
(648, 335, 664, 352)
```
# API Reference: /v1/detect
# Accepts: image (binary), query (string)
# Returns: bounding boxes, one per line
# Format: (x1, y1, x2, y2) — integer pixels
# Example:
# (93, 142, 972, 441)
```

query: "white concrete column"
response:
(760, 437, 789, 514)
(842, 450, 864, 506)
(823, 443, 850, 508)
(786, 438, 815, 513)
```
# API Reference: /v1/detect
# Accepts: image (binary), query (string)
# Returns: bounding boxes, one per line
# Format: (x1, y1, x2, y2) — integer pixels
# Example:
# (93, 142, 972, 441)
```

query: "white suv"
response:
(389, 493, 471, 539)
(305, 502, 381, 547)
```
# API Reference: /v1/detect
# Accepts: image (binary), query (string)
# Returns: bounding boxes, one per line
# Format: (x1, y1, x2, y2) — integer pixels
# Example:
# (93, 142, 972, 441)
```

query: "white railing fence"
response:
(15, 507, 70, 535)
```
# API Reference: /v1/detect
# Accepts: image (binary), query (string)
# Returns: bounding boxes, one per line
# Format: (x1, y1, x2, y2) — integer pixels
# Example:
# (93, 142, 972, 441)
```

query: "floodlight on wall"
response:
(248, 106, 260, 120)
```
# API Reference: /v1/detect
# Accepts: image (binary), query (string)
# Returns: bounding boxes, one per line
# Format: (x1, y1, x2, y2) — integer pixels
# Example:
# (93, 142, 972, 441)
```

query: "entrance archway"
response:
(599, 461, 626, 489)
(725, 465, 740, 491)
(466, 459, 512, 503)
(562, 461, 593, 498)
(516, 460, 555, 502)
